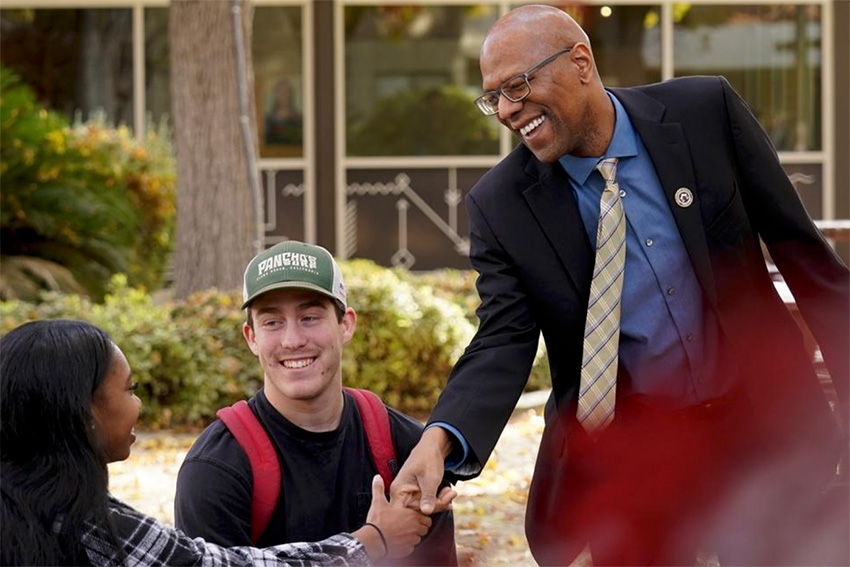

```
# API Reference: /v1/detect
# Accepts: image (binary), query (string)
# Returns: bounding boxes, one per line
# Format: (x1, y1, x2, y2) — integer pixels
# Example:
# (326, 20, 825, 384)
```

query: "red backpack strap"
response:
(344, 387, 398, 489)
(216, 400, 280, 544)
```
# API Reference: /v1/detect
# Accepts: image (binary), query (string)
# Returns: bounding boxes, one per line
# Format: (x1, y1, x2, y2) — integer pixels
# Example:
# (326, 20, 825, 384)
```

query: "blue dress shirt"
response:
(558, 93, 736, 408)
(435, 92, 737, 472)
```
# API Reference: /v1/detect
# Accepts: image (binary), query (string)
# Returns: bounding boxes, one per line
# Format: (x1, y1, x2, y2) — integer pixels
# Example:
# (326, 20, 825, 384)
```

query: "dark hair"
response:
(1, 319, 123, 565)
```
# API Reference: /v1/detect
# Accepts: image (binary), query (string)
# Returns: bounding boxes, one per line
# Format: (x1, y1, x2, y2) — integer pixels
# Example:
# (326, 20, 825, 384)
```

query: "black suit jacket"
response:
(428, 76, 849, 562)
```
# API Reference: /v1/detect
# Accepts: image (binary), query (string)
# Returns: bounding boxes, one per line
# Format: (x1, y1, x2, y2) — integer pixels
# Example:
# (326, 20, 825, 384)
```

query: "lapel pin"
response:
(675, 187, 694, 208)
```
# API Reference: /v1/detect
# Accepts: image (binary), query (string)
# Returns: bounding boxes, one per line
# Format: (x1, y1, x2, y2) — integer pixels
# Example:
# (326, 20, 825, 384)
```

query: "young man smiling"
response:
(175, 241, 457, 566)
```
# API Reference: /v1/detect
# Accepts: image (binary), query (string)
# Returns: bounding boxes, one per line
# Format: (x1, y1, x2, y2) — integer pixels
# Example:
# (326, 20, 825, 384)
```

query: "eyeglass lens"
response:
(475, 47, 573, 115)
(477, 77, 529, 114)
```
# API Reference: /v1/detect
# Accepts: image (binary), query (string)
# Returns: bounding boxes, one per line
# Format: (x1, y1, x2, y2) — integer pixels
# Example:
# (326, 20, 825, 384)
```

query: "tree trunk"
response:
(170, 0, 257, 298)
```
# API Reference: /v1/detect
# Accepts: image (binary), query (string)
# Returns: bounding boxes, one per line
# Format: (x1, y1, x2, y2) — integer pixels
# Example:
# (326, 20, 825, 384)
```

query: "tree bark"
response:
(170, 0, 257, 298)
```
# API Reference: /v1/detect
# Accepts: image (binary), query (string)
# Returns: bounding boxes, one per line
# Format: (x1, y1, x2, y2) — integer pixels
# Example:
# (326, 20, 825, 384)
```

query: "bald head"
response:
(477, 4, 614, 160)
(483, 5, 590, 62)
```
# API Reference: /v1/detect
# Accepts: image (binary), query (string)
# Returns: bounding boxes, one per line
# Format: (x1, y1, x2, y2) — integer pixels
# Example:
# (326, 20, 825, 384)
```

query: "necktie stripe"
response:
(596, 205, 625, 249)
(590, 242, 626, 286)
(578, 375, 617, 413)
(583, 343, 619, 380)
(598, 193, 622, 220)
(578, 157, 626, 433)
(582, 404, 615, 430)
(584, 296, 621, 337)
(582, 327, 620, 368)
(578, 394, 612, 423)
(588, 246, 625, 304)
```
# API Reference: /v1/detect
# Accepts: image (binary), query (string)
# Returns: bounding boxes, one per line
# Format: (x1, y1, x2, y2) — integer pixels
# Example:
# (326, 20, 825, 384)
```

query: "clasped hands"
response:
(360, 429, 457, 560)
(390, 426, 458, 515)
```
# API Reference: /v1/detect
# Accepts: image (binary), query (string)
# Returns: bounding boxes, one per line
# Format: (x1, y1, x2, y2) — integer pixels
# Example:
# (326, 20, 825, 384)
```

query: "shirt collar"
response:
(558, 91, 639, 185)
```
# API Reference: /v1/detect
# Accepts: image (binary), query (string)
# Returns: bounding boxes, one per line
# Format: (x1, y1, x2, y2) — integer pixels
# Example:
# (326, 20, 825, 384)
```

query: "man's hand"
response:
(390, 427, 457, 514)
(354, 475, 431, 560)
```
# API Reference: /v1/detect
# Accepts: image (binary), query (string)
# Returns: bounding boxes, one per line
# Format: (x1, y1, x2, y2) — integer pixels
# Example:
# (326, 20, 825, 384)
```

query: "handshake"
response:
(356, 425, 458, 560)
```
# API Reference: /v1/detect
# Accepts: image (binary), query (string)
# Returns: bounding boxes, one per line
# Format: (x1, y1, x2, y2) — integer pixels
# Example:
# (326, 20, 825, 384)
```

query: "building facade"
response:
(3, 0, 848, 268)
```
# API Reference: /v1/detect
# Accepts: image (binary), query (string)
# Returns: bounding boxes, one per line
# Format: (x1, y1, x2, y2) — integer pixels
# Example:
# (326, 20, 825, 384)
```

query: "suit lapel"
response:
(522, 158, 594, 295)
(612, 88, 718, 307)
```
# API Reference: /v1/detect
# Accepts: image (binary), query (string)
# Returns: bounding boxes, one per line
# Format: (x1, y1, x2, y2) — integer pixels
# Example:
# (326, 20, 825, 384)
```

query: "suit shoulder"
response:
(636, 75, 725, 97)
(642, 76, 735, 108)
(615, 76, 735, 126)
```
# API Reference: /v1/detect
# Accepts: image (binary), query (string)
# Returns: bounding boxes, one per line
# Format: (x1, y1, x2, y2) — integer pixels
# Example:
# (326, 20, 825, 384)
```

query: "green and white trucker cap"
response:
(241, 241, 346, 310)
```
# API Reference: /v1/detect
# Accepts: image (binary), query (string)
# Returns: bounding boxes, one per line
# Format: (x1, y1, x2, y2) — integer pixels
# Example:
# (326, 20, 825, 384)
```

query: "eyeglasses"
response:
(474, 47, 573, 116)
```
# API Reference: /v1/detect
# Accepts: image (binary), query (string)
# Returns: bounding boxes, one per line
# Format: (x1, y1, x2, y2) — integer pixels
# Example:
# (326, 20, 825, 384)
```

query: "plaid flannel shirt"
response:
(81, 496, 371, 566)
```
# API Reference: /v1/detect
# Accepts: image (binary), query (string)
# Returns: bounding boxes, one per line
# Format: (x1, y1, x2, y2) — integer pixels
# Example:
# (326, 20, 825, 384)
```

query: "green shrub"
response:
(404, 268, 552, 393)
(70, 116, 176, 292)
(406, 268, 479, 326)
(0, 262, 489, 426)
(341, 260, 475, 417)
(527, 340, 552, 393)
(0, 67, 175, 301)
(167, 288, 262, 422)
(0, 276, 226, 429)
(348, 85, 499, 157)
(0, 262, 552, 427)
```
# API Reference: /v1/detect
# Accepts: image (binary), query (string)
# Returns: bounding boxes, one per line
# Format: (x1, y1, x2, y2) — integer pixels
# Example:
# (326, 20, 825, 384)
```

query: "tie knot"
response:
(596, 157, 618, 184)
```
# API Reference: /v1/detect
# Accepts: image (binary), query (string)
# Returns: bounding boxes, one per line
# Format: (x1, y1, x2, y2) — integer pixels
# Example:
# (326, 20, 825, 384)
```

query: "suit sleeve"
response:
(720, 76, 849, 425)
(427, 192, 541, 477)
(174, 451, 254, 546)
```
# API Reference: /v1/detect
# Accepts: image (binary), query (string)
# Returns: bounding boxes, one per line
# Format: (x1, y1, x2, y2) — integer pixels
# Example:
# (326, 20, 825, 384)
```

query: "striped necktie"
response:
(577, 157, 626, 431)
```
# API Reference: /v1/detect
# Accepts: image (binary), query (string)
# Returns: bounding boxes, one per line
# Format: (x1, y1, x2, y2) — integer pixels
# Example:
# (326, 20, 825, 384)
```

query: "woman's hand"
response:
(353, 475, 432, 560)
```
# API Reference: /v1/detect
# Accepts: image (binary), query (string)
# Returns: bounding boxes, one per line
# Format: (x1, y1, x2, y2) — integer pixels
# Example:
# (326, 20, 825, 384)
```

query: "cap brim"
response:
(241, 281, 342, 310)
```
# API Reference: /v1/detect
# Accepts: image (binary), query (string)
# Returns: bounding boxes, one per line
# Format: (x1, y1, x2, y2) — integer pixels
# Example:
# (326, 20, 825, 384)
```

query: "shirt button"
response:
(645, 238, 654, 247)
(686, 334, 694, 342)
(667, 287, 676, 295)
(619, 189, 627, 198)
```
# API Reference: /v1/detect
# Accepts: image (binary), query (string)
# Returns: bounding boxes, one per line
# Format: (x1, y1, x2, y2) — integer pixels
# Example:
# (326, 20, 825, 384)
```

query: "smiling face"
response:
(244, 288, 356, 412)
(91, 345, 141, 463)
(480, 7, 613, 162)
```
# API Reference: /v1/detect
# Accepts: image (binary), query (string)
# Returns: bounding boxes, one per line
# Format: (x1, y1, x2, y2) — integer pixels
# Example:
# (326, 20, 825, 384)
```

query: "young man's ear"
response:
(243, 321, 260, 356)
(341, 308, 357, 345)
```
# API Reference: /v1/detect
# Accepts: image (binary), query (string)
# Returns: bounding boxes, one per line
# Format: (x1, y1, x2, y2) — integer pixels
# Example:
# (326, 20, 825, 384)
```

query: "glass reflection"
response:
(145, 8, 170, 126)
(0, 8, 133, 126)
(345, 5, 500, 157)
(253, 6, 303, 158)
(512, 4, 662, 87)
(673, 3, 821, 152)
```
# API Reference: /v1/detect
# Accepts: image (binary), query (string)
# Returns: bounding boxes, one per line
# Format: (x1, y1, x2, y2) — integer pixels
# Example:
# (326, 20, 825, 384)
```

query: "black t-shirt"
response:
(175, 389, 456, 566)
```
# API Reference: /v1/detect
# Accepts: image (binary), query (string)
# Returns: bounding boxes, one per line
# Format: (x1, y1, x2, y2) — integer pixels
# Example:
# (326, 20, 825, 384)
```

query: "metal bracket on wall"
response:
(345, 171, 470, 268)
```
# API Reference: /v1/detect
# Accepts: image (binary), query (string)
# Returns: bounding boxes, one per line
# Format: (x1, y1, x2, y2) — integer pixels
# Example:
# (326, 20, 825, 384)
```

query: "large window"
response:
(344, 4, 500, 157)
(145, 8, 170, 127)
(253, 5, 304, 159)
(1, 8, 133, 126)
(0, 0, 837, 261)
(673, 3, 822, 152)
(546, 4, 663, 87)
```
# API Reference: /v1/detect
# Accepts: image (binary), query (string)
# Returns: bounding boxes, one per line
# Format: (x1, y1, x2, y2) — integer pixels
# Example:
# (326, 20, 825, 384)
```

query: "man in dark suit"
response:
(390, 5, 848, 566)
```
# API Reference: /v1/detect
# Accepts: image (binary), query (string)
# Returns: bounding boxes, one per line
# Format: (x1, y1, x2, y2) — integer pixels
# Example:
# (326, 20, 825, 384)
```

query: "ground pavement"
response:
(108, 391, 572, 566)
